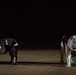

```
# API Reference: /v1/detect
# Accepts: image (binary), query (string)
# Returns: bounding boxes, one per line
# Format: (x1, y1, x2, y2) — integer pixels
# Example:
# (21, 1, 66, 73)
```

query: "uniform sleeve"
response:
(0, 40, 5, 46)
(13, 39, 18, 46)
(13, 39, 18, 43)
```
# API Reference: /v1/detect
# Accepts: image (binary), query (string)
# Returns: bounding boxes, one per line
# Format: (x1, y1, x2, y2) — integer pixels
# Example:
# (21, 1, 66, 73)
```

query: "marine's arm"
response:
(13, 39, 18, 46)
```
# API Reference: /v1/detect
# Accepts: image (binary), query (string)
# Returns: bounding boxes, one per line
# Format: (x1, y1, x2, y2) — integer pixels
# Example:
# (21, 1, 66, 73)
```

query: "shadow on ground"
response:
(0, 61, 61, 65)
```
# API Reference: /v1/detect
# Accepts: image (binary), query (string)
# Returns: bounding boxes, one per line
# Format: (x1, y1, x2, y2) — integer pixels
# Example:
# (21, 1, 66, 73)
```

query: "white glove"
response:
(14, 43, 18, 46)
(0, 46, 1, 49)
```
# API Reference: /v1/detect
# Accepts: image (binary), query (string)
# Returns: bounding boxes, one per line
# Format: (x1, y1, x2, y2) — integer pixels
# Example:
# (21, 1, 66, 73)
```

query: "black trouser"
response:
(5, 45, 18, 62)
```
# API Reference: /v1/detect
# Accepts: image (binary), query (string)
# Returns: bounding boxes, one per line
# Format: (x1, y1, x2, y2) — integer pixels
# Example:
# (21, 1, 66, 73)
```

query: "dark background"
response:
(0, 1, 75, 49)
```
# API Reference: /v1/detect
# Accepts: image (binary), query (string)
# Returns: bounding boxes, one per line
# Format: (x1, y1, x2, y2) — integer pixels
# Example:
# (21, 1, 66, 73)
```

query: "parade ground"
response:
(0, 48, 76, 75)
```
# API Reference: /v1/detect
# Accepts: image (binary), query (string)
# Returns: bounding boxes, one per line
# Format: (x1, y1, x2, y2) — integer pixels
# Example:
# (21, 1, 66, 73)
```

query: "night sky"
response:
(0, 1, 75, 49)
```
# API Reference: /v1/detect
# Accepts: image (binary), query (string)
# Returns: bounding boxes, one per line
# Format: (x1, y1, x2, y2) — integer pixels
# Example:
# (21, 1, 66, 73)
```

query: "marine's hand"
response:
(0, 46, 1, 49)
(14, 43, 18, 46)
